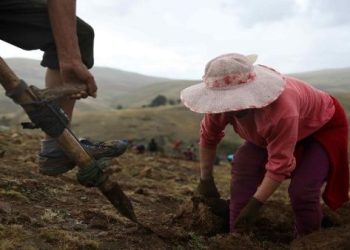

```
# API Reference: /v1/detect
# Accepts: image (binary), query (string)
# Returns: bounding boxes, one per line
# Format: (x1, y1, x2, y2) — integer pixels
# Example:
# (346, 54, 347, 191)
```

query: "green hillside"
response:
(112, 67, 350, 108)
(73, 90, 350, 156)
(1, 58, 350, 112)
(110, 79, 198, 108)
(70, 105, 242, 156)
(1, 58, 174, 112)
(290, 68, 350, 92)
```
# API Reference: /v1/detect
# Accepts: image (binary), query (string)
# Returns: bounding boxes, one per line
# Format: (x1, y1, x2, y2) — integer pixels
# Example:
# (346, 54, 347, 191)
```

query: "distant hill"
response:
(110, 67, 350, 108)
(110, 79, 198, 108)
(0, 57, 350, 114)
(290, 68, 350, 92)
(4, 58, 171, 90)
(0, 58, 177, 113)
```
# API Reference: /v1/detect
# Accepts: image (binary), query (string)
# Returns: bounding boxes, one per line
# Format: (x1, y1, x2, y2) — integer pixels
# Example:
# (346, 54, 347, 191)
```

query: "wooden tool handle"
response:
(0, 57, 136, 222)
(0, 57, 21, 90)
(0, 56, 93, 166)
(37, 84, 88, 101)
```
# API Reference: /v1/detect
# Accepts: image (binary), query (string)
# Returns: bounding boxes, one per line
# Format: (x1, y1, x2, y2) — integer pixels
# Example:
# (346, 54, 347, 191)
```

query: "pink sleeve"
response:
(199, 113, 228, 148)
(261, 116, 299, 182)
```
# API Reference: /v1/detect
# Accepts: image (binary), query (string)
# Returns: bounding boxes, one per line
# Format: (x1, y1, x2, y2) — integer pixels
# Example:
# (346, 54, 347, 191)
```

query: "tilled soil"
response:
(1, 130, 350, 249)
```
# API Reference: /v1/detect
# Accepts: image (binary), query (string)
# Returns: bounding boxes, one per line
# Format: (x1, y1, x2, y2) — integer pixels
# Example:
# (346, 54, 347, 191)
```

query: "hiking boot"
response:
(39, 138, 128, 176)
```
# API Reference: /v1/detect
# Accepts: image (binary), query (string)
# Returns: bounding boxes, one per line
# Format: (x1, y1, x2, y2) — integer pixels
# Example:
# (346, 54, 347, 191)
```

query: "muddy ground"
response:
(1, 130, 350, 250)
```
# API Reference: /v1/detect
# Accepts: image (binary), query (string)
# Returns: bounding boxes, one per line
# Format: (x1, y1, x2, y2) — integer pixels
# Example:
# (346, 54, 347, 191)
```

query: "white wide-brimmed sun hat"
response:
(180, 53, 286, 113)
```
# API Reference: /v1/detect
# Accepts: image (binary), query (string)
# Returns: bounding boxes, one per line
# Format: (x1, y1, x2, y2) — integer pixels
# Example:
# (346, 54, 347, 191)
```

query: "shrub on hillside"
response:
(149, 95, 167, 107)
(168, 99, 176, 105)
(115, 104, 123, 110)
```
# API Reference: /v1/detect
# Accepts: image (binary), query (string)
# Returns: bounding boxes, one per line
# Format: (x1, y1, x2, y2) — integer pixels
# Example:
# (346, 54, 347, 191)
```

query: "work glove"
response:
(192, 177, 221, 212)
(234, 197, 264, 233)
(196, 177, 220, 199)
(192, 178, 229, 231)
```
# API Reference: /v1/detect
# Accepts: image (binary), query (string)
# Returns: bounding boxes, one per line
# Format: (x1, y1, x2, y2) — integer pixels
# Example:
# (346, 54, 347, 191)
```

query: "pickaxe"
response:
(0, 57, 137, 222)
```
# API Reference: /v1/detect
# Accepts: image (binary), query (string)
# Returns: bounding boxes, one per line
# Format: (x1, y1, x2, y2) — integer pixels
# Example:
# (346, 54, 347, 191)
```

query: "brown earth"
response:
(1, 130, 350, 250)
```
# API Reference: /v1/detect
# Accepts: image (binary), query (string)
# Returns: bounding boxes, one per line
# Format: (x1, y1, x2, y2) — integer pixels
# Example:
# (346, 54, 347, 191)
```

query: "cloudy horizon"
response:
(0, 0, 349, 79)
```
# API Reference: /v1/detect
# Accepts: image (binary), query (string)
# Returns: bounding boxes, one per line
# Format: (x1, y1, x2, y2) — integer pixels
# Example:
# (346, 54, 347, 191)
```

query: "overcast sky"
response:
(0, 0, 349, 79)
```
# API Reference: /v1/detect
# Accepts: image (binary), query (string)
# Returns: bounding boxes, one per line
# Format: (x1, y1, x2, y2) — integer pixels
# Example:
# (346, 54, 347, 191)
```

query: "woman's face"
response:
(226, 109, 250, 118)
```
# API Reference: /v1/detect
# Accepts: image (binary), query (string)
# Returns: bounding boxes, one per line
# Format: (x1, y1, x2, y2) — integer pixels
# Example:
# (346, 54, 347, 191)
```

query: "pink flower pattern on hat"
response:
(205, 72, 257, 89)
(203, 53, 255, 88)
(180, 53, 285, 113)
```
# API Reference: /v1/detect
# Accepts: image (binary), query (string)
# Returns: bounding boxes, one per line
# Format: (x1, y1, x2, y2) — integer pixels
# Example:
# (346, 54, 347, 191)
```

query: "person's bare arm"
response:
(195, 145, 220, 198)
(47, 0, 97, 97)
(253, 176, 281, 202)
(47, 0, 80, 64)
(199, 145, 217, 180)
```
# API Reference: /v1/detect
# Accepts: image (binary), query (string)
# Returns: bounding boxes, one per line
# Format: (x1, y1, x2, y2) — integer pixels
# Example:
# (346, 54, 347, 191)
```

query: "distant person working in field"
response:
(184, 143, 196, 161)
(180, 53, 349, 237)
(147, 138, 158, 155)
(0, 0, 127, 176)
(172, 139, 183, 157)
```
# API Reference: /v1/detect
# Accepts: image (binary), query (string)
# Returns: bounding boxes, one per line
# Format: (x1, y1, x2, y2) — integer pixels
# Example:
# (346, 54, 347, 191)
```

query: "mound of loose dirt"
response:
(171, 198, 229, 237)
(290, 225, 350, 250)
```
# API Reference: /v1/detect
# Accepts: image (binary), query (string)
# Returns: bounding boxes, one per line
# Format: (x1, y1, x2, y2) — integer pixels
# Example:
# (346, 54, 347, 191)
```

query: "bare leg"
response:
(39, 69, 77, 175)
(45, 68, 75, 119)
(43, 68, 75, 145)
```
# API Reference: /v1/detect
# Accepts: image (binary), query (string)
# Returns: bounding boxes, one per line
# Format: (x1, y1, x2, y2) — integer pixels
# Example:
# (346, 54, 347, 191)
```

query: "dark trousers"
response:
(0, 0, 94, 69)
(230, 139, 329, 237)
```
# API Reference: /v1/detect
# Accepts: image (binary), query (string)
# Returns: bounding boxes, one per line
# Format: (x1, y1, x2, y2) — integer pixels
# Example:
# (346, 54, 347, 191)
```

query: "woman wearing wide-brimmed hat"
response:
(181, 53, 349, 237)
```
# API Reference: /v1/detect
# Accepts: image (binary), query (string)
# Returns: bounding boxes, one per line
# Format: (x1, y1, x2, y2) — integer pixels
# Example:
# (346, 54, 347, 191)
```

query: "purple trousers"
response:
(230, 139, 329, 237)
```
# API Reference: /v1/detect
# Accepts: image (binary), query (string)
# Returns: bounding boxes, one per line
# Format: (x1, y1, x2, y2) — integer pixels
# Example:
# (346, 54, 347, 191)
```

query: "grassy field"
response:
(71, 105, 243, 157)
(1, 92, 348, 159)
